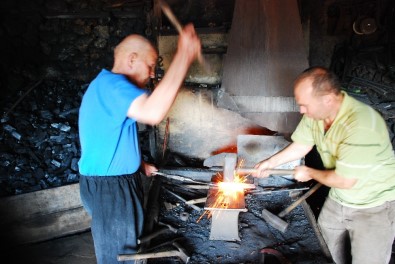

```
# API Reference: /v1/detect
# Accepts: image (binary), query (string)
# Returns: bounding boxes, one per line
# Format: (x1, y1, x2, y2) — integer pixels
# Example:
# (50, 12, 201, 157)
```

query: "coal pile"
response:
(0, 80, 85, 196)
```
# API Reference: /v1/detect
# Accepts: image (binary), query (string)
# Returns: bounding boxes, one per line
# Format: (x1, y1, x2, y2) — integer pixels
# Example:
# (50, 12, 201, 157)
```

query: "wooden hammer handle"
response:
(236, 168, 295, 175)
(159, 0, 183, 33)
(159, 0, 209, 72)
(278, 182, 322, 218)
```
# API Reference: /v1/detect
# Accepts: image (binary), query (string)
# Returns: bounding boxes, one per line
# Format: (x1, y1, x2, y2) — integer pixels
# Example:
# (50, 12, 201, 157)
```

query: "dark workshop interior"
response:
(0, 0, 395, 263)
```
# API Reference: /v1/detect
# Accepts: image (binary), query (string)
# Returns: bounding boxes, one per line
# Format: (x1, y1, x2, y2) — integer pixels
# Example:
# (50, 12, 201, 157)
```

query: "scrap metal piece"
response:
(163, 187, 202, 212)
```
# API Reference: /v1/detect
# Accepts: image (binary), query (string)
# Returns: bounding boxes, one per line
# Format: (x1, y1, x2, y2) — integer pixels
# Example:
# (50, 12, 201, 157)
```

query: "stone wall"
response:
(0, 0, 151, 94)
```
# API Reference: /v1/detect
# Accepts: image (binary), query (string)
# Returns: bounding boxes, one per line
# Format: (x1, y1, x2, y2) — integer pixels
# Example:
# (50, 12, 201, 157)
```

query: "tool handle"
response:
(160, 0, 183, 33)
(278, 183, 322, 218)
(118, 250, 180, 261)
(236, 168, 295, 175)
(159, 0, 210, 73)
(266, 169, 295, 175)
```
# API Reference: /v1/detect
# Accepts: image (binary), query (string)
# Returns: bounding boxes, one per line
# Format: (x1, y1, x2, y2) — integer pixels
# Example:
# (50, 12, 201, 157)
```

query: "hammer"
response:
(261, 182, 322, 233)
(159, 0, 210, 72)
(117, 241, 190, 263)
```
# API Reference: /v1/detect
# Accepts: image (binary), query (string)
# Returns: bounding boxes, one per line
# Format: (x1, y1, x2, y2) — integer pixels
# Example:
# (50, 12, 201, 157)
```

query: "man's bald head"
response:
(111, 35, 158, 86)
(114, 35, 156, 59)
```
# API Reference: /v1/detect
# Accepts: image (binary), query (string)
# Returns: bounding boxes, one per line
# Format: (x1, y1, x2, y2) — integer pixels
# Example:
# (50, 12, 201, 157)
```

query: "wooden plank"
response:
(2, 207, 91, 245)
(0, 183, 83, 224)
(0, 183, 91, 245)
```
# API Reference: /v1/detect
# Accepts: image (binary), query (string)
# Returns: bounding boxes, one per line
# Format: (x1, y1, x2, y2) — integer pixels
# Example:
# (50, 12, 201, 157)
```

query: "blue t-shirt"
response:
(78, 69, 147, 176)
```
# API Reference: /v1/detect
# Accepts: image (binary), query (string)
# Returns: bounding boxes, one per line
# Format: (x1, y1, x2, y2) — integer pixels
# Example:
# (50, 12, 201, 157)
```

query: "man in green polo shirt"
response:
(254, 66, 395, 263)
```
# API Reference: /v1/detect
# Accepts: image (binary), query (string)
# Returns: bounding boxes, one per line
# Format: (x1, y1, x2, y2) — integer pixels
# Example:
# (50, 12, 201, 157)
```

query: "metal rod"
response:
(163, 187, 202, 212)
(153, 171, 208, 184)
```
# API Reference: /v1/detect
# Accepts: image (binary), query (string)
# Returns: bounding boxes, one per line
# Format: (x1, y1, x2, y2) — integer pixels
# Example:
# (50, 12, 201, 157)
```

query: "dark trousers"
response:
(80, 174, 144, 264)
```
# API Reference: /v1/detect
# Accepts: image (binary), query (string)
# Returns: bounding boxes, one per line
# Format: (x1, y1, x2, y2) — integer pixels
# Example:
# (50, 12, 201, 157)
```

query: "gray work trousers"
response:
(318, 197, 395, 264)
(80, 174, 144, 264)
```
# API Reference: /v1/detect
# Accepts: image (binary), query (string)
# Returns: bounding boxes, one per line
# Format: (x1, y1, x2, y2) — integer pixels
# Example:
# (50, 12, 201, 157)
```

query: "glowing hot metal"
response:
(203, 171, 253, 241)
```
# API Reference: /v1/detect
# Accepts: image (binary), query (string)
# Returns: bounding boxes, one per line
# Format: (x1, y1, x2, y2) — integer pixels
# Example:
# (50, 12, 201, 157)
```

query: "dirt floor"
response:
(6, 174, 333, 264)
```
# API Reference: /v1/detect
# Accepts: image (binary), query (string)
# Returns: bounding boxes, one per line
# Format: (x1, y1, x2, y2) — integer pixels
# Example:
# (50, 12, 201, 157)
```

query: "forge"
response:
(203, 152, 251, 241)
(202, 136, 299, 242)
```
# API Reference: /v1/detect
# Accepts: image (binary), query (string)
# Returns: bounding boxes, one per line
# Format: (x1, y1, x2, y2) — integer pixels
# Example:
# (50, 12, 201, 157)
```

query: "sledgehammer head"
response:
(223, 153, 237, 182)
(261, 208, 289, 233)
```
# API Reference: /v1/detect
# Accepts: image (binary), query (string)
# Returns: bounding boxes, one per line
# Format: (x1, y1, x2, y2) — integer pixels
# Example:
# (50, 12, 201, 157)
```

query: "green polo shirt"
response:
(291, 91, 395, 208)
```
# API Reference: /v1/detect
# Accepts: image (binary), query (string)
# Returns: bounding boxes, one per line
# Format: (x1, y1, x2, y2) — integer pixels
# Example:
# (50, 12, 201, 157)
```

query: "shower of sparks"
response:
(198, 162, 250, 222)
(217, 175, 246, 197)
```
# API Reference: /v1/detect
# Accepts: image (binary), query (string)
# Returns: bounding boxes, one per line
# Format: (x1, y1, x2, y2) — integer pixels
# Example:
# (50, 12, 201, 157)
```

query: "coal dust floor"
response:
(146, 186, 332, 264)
